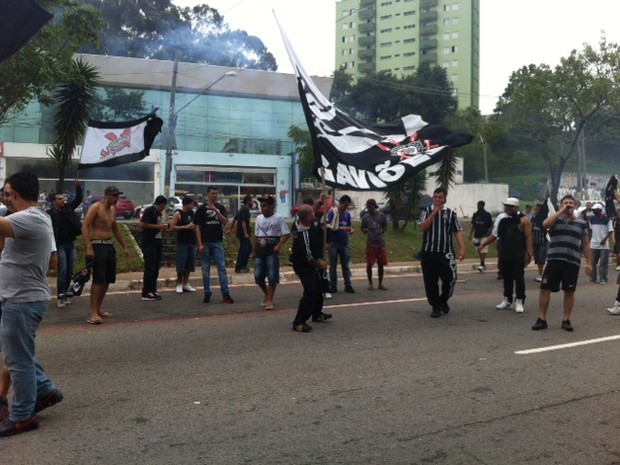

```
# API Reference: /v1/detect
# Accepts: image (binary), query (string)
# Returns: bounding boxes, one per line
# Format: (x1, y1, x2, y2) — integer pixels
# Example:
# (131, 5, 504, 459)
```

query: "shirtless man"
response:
(81, 186, 130, 324)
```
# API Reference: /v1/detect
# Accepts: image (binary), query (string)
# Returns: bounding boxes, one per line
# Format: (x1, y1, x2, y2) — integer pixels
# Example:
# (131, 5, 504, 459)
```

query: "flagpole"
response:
(320, 166, 327, 261)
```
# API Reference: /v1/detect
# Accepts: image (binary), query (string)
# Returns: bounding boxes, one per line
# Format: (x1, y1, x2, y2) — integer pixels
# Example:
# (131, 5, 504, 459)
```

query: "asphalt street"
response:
(3, 265, 620, 465)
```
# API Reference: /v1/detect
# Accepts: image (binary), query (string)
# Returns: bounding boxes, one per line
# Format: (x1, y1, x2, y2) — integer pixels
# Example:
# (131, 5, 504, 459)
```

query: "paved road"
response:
(4, 266, 620, 464)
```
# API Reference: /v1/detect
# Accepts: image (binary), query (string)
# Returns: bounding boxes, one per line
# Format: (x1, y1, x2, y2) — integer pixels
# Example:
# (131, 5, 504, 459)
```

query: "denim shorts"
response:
(176, 243, 196, 273)
(254, 254, 280, 286)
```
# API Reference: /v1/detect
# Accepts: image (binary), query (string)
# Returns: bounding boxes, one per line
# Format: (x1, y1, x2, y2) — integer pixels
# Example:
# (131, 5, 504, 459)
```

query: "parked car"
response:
(91, 195, 134, 219)
(134, 196, 183, 219)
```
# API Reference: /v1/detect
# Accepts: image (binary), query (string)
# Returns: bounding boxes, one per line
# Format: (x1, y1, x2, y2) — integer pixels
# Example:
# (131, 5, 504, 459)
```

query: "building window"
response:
(380, 15, 392, 20)
(403, 38, 416, 43)
(452, 17, 459, 25)
(452, 32, 459, 39)
(443, 18, 450, 26)
(443, 47, 450, 54)
(403, 10, 416, 16)
(403, 24, 415, 29)
(452, 3, 459, 11)
(403, 52, 415, 57)
(443, 33, 450, 40)
(452, 45, 458, 53)
(451, 59, 458, 67)
(380, 42, 393, 47)
(403, 65, 415, 70)
(380, 55, 392, 60)
(451, 75, 458, 82)
(380, 28, 393, 33)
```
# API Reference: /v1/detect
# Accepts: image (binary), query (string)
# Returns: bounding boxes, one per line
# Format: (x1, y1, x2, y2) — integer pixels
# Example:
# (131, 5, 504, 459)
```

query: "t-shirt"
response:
(0, 207, 56, 302)
(361, 211, 387, 247)
(588, 214, 613, 249)
(235, 205, 251, 240)
(141, 205, 163, 247)
(327, 208, 352, 245)
(418, 206, 462, 254)
(175, 209, 195, 245)
(547, 217, 588, 266)
(194, 203, 227, 243)
(471, 210, 492, 239)
(254, 213, 290, 257)
(495, 213, 526, 259)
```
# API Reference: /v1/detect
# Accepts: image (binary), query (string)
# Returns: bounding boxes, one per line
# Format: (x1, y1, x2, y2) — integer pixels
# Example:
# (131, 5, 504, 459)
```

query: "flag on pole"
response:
(275, 14, 473, 191)
(0, 0, 53, 63)
(79, 114, 163, 169)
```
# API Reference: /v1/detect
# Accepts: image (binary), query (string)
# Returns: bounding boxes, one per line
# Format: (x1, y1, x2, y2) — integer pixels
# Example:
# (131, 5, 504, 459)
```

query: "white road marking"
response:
(515, 334, 620, 355)
(324, 297, 427, 309)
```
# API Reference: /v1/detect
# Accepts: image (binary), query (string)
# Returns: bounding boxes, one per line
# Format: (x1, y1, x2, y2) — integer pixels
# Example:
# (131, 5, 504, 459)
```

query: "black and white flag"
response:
(79, 114, 163, 169)
(0, 0, 53, 63)
(276, 16, 473, 191)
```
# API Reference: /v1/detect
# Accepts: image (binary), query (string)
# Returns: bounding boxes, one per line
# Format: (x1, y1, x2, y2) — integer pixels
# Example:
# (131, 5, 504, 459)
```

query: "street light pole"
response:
(163, 66, 237, 198)
(479, 134, 488, 183)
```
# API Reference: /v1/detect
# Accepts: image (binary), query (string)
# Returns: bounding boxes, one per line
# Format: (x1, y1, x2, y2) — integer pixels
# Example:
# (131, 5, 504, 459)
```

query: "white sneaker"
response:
(514, 299, 524, 313)
(57, 298, 67, 308)
(183, 285, 196, 292)
(477, 265, 485, 272)
(606, 301, 620, 314)
(616, 265, 620, 271)
(534, 276, 542, 283)
(496, 298, 511, 310)
(176, 284, 183, 294)
(323, 292, 332, 299)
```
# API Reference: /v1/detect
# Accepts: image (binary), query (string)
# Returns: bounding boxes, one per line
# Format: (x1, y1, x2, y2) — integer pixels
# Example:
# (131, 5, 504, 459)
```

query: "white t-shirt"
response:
(254, 213, 290, 257)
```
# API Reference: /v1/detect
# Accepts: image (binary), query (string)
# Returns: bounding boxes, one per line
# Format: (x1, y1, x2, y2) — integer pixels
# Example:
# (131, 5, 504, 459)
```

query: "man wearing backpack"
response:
(47, 179, 83, 308)
(477, 198, 533, 313)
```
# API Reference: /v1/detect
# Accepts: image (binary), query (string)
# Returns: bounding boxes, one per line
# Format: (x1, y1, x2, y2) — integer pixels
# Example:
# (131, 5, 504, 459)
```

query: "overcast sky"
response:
(173, 0, 620, 114)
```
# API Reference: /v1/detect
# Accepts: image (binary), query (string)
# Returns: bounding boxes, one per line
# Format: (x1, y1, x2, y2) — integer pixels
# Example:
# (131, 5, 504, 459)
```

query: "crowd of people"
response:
(1, 172, 619, 437)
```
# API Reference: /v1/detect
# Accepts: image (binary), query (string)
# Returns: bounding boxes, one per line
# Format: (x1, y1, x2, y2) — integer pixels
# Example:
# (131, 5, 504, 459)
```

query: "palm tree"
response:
(48, 58, 99, 193)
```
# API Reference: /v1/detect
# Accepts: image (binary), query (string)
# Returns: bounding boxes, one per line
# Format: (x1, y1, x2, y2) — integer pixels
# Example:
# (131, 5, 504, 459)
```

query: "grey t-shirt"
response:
(0, 207, 56, 302)
(361, 211, 387, 247)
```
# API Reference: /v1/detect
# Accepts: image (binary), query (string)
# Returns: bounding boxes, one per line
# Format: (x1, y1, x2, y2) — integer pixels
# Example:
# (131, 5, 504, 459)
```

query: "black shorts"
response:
(92, 244, 117, 285)
(540, 260, 580, 292)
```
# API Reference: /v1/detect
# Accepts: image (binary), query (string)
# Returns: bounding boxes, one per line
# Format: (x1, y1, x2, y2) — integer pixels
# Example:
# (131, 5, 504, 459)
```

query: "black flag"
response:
(0, 0, 53, 63)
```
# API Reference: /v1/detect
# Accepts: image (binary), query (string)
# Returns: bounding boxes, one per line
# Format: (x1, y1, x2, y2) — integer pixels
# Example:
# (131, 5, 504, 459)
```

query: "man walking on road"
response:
(170, 196, 197, 294)
(327, 195, 355, 294)
(47, 179, 83, 307)
(139, 195, 168, 301)
(532, 195, 592, 332)
(418, 187, 466, 318)
(194, 187, 234, 304)
(470, 200, 493, 272)
(82, 186, 131, 324)
(361, 198, 388, 290)
(587, 203, 613, 284)
(233, 195, 253, 273)
(0, 172, 63, 436)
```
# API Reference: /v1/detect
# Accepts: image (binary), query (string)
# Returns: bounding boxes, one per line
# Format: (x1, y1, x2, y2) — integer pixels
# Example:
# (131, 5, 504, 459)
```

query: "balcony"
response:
(358, 49, 375, 60)
(360, 0, 375, 6)
(421, 10, 438, 21)
(419, 51, 438, 63)
(421, 0, 438, 7)
(420, 24, 438, 35)
(359, 22, 376, 34)
(358, 35, 376, 47)
(419, 38, 437, 50)
(358, 7, 375, 21)
(358, 62, 375, 74)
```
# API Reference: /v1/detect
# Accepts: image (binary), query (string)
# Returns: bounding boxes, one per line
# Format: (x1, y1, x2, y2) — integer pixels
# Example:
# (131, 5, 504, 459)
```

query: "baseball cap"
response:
(592, 203, 604, 210)
(257, 194, 275, 205)
(502, 197, 519, 207)
(104, 186, 122, 196)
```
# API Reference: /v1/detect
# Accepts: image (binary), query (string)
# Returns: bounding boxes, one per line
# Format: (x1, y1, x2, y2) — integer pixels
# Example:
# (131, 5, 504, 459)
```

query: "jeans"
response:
(498, 257, 526, 302)
(591, 248, 610, 282)
(235, 237, 252, 271)
(56, 242, 76, 298)
(199, 241, 230, 296)
(254, 254, 280, 286)
(142, 242, 163, 294)
(0, 301, 56, 422)
(329, 243, 352, 290)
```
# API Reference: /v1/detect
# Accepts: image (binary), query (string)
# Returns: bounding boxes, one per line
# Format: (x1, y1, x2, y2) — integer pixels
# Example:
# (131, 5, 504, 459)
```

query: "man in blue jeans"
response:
(194, 187, 234, 304)
(327, 195, 355, 293)
(0, 172, 63, 436)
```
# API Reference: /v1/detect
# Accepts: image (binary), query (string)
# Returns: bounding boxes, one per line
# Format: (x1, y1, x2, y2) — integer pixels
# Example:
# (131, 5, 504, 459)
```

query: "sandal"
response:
(86, 317, 102, 325)
(264, 303, 275, 310)
(100, 312, 113, 318)
(367, 284, 374, 290)
(378, 285, 388, 290)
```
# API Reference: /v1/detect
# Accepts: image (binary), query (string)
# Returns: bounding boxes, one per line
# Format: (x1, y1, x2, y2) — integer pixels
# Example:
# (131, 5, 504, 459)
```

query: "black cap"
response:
(257, 194, 275, 205)
(104, 186, 122, 196)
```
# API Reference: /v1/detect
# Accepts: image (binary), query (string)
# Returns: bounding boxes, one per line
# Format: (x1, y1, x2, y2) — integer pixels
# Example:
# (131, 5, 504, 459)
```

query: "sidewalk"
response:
(47, 259, 495, 296)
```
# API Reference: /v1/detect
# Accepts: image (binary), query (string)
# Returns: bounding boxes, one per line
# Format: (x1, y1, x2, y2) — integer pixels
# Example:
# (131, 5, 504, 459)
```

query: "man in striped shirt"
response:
(532, 195, 592, 332)
(418, 187, 466, 318)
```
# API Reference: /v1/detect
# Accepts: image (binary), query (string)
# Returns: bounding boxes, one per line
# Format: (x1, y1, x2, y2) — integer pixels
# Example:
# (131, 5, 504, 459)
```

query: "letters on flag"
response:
(79, 114, 163, 169)
(276, 16, 473, 191)
(0, 0, 53, 63)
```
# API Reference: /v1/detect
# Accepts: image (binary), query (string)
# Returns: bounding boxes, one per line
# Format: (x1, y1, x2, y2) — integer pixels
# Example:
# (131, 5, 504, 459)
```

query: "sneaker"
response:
(514, 299, 524, 313)
(222, 294, 234, 304)
(141, 293, 157, 301)
(561, 319, 574, 332)
(153, 292, 163, 300)
(431, 307, 442, 318)
(183, 285, 196, 292)
(600, 280, 608, 285)
(496, 298, 512, 310)
(344, 286, 355, 294)
(441, 302, 450, 314)
(202, 294, 211, 303)
(57, 298, 67, 308)
(311, 313, 333, 322)
(616, 265, 620, 271)
(534, 276, 543, 283)
(292, 323, 313, 332)
(0, 397, 8, 422)
(323, 292, 332, 299)
(35, 388, 64, 413)
(531, 317, 548, 330)
(329, 287, 338, 293)
(477, 265, 485, 272)
(176, 284, 183, 294)
(0, 415, 39, 437)
(606, 302, 620, 314)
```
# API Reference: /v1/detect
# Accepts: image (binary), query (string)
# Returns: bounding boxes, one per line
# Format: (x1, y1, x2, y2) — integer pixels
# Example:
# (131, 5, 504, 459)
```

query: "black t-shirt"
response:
(176, 209, 196, 245)
(141, 205, 163, 247)
(235, 205, 251, 240)
(194, 203, 226, 243)
(497, 213, 526, 259)
(471, 210, 492, 239)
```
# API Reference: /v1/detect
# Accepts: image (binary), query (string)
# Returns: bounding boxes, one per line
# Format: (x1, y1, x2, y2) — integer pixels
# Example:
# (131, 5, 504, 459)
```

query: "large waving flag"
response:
(0, 0, 53, 63)
(79, 114, 163, 169)
(275, 16, 473, 191)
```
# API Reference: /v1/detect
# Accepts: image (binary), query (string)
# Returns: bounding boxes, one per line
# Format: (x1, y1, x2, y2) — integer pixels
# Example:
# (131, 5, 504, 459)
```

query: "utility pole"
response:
(164, 53, 179, 199)
(479, 134, 488, 183)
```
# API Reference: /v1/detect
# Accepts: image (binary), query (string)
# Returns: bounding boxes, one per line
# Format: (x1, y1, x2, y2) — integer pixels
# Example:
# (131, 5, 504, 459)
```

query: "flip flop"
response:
(367, 284, 374, 290)
(86, 318, 102, 325)
(100, 312, 113, 318)
(264, 304, 274, 310)
(378, 285, 388, 290)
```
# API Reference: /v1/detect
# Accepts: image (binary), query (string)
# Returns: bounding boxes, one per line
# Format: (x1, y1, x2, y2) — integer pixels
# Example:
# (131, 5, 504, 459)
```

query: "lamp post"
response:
(164, 67, 237, 198)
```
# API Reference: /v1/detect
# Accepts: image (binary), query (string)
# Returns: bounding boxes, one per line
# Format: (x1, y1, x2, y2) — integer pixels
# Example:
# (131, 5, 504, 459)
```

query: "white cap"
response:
(592, 203, 604, 210)
(502, 197, 520, 207)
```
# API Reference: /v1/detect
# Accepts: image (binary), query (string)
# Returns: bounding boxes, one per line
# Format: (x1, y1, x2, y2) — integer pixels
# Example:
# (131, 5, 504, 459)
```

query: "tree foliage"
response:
(80, 0, 277, 70)
(0, 0, 104, 124)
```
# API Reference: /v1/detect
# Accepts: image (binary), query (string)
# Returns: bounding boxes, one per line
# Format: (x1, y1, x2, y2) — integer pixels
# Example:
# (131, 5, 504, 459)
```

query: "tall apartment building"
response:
(335, 0, 480, 110)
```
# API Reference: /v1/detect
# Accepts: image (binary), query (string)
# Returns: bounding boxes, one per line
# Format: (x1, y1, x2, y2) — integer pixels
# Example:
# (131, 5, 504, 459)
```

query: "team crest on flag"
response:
(79, 113, 163, 169)
(276, 16, 473, 191)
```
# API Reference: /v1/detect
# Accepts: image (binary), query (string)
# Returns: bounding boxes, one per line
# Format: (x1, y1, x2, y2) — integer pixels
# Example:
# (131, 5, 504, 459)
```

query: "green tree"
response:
(0, 0, 103, 124)
(91, 87, 147, 121)
(495, 36, 620, 204)
(48, 59, 100, 192)
(81, 0, 277, 70)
